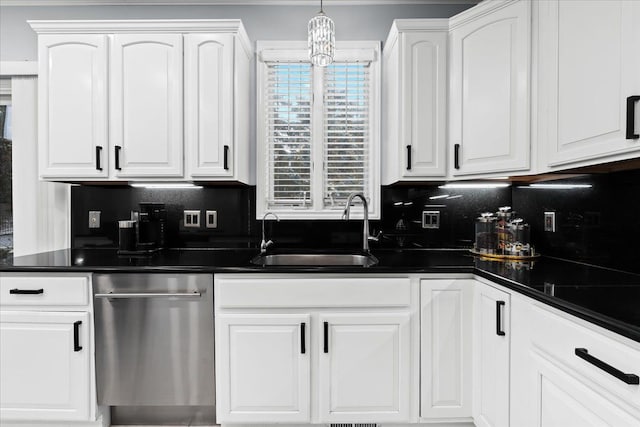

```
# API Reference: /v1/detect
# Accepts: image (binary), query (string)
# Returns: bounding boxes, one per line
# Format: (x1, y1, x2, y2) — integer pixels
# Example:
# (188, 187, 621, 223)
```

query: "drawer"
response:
(529, 303, 640, 412)
(0, 275, 90, 307)
(216, 275, 411, 308)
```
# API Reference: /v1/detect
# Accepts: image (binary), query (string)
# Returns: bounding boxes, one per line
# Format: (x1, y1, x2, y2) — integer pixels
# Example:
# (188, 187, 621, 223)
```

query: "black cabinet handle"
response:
(406, 145, 412, 170)
(300, 322, 306, 354)
(626, 95, 640, 140)
(575, 348, 639, 385)
(10, 288, 44, 295)
(223, 145, 229, 170)
(323, 321, 329, 353)
(73, 321, 83, 352)
(454, 144, 461, 169)
(95, 146, 103, 171)
(115, 145, 122, 170)
(496, 300, 506, 336)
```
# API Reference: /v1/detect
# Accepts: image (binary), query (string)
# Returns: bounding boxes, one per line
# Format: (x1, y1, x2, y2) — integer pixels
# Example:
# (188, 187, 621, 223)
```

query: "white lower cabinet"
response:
(420, 279, 473, 421)
(473, 281, 510, 427)
(216, 313, 311, 423)
(214, 275, 416, 424)
(0, 273, 101, 426)
(319, 312, 411, 423)
(510, 294, 640, 427)
(0, 311, 91, 421)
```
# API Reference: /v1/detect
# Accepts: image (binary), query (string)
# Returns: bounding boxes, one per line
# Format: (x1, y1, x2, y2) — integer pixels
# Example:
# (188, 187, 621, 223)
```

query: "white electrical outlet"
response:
(206, 210, 218, 228)
(184, 210, 201, 228)
(422, 211, 440, 229)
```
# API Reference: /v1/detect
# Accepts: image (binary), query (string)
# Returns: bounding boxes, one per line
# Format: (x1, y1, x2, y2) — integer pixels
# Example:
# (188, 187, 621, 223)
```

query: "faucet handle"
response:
(368, 230, 382, 243)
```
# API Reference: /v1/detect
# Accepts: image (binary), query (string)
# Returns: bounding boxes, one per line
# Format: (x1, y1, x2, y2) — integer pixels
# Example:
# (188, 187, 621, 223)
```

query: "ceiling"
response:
(0, 0, 481, 6)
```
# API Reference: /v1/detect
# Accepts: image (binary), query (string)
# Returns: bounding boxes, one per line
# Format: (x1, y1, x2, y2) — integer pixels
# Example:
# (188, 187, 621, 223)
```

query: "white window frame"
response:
(256, 40, 381, 220)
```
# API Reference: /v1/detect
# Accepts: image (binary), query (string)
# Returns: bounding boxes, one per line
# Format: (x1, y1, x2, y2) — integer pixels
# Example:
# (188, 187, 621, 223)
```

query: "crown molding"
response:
(2, 0, 481, 6)
(0, 61, 38, 76)
(29, 18, 246, 32)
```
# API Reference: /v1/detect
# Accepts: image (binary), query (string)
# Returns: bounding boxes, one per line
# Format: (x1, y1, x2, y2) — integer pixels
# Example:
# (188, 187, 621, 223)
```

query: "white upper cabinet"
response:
(38, 34, 108, 179)
(382, 20, 448, 183)
(31, 20, 252, 183)
(185, 33, 251, 182)
(449, 0, 531, 176)
(110, 34, 184, 178)
(538, 0, 640, 169)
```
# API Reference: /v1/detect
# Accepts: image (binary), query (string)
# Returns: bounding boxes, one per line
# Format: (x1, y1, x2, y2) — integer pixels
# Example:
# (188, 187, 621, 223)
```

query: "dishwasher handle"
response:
(95, 292, 202, 299)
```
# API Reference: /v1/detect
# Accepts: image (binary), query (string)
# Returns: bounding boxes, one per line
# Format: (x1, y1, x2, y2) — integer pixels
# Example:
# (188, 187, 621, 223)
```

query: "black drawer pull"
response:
(323, 321, 329, 353)
(627, 95, 640, 140)
(10, 288, 44, 295)
(575, 348, 639, 385)
(454, 143, 461, 169)
(300, 322, 306, 354)
(115, 145, 122, 170)
(223, 145, 229, 170)
(95, 146, 103, 171)
(73, 321, 83, 352)
(406, 145, 412, 170)
(496, 300, 506, 336)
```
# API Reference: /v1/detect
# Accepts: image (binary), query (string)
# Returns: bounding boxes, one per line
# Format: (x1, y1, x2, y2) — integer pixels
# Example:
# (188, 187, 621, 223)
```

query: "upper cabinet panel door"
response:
(110, 34, 183, 178)
(318, 312, 411, 423)
(450, 0, 531, 176)
(401, 31, 447, 178)
(185, 33, 234, 179)
(540, 0, 640, 167)
(38, 34, 108, 179)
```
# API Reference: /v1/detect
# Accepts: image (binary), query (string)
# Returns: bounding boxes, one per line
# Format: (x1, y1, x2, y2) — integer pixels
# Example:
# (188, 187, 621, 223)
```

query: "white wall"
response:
(0, 4, 471, 61)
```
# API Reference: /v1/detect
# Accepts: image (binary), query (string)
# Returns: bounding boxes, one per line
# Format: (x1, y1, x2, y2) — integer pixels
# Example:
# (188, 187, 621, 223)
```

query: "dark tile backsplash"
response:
(71, 168, 640, 273)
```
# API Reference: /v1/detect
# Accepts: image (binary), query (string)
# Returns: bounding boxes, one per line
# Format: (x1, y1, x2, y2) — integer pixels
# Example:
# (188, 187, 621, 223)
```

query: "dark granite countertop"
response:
(2, 248, 639, 343)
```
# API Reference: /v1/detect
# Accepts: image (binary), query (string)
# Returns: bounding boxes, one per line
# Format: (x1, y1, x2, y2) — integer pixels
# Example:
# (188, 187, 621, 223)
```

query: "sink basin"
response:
(251, 253, 378, 267)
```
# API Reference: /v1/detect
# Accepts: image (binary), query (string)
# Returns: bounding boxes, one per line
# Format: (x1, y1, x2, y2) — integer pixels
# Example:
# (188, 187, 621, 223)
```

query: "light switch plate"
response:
(88, 211, 101, 229)
(184, 210, 200, 228)
(544, 211, 556, 232)
(206, 210, 217, 229)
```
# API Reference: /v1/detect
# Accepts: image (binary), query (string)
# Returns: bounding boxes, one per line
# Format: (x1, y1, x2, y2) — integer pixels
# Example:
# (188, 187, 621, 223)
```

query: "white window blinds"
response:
(265, 62, 313, 208)
(323, 62, 370, 208)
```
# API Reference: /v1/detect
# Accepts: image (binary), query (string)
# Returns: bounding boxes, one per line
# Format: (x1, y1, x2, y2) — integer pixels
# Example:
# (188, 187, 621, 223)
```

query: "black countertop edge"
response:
(473, 269, 640, 344)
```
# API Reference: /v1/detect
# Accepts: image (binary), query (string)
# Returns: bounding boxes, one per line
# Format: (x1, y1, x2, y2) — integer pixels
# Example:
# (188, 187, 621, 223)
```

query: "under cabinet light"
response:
(130, 183, 203, 189)
(438, 183, 511, 189)
(429, 194, 450, 200)
(527, 183, 592, 190)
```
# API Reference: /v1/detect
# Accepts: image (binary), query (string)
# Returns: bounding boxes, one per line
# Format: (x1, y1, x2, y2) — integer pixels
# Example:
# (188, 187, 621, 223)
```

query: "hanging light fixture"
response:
(308, 0, 335, 67)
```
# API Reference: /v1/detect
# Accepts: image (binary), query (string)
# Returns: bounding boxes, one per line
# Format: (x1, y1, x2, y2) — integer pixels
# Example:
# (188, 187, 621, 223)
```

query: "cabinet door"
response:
(400, 31, 447, 178)
(0, 311, 91, 421)
(110, 34, 183, 178)
(530, 350, 639, 427)
(420, 279, 473, 419)
(215, 313, 310, 423)
(318, 312, 411, 423)
(540, 0, 640, 167)
(38, 34, 108, 179)
(473, 282, 510, 427)
(185, 33, 234, 179)
(450, 0, 531, 176)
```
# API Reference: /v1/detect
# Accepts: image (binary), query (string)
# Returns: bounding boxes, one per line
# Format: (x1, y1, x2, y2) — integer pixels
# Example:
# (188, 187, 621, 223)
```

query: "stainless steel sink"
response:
(251, 253, 378, 267)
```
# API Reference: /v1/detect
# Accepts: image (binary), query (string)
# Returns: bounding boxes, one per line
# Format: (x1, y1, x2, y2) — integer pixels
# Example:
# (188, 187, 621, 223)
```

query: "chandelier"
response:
(308, 0, 335, 66)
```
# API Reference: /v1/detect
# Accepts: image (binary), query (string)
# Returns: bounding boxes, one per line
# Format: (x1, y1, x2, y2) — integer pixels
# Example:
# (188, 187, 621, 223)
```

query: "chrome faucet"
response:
(260, 212, 280, 254)
(342, 192, 374, 253)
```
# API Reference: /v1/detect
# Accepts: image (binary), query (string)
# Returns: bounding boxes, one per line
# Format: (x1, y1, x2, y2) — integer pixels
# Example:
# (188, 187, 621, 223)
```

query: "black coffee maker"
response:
(118, 202, 166, 254)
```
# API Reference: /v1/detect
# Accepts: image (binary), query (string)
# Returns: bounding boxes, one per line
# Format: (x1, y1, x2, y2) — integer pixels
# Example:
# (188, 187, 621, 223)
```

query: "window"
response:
(0, 100, 12, 255)
(257, 41, 380, 219)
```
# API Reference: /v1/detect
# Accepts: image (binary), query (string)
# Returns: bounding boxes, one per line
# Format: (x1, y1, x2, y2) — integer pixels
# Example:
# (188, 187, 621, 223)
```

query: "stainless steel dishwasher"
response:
(93, 274, 214, 424)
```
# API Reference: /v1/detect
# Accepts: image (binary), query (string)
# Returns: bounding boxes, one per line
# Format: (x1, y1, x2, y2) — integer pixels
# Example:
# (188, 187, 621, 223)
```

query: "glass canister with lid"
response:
(474, 212, 498, 254)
